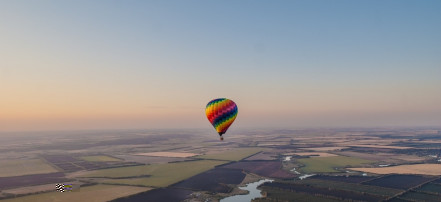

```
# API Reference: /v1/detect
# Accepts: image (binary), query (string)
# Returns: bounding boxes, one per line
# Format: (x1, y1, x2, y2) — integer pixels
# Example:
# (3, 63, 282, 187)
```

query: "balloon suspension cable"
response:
(218, 132, 225, 141)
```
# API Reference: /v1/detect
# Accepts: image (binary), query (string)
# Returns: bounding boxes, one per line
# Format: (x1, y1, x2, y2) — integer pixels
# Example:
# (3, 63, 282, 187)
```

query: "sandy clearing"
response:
(349, 164, 441, 175)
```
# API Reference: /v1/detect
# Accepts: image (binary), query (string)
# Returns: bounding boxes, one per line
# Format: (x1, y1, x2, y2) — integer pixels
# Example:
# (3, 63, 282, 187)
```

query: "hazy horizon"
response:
(1, 1, 441, 132)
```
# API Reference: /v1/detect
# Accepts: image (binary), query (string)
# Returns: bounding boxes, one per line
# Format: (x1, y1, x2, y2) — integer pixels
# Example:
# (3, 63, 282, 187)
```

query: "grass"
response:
(0, 185, 151, 202)
(83, 160, 226, 187)
(79, 155, 121, 162)
(297, 156, 373, 173)
(399, 191, 441, 202)
(416, 183, 441, 195)
(295, 179, 402, 197)
(0, 159, 58, 177)
(255, 187, 341, 202)
(196, 148, 262, 161)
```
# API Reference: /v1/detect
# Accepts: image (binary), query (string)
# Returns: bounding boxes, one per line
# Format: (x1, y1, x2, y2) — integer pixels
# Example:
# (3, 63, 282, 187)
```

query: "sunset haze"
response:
(1, 0, 441, 131)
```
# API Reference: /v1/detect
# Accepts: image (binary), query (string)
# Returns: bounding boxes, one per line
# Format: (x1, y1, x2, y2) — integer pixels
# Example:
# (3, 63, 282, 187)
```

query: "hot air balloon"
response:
(205, 98, 238, 141)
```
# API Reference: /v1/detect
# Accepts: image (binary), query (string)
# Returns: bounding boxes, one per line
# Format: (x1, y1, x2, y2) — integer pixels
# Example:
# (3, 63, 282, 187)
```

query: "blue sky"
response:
(1, 1, 440, 131)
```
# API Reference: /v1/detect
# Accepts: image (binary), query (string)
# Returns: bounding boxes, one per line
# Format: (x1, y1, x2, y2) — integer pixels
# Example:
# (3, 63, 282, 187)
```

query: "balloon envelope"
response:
(205, 98, 238, 137)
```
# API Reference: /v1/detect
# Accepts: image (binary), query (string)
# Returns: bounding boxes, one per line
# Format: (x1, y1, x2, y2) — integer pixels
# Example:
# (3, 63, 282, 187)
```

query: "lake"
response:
(220, 179, 273, 202)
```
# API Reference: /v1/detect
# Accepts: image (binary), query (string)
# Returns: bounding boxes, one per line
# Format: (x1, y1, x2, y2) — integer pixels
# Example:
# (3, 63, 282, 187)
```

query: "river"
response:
(220, 179, 273, 202)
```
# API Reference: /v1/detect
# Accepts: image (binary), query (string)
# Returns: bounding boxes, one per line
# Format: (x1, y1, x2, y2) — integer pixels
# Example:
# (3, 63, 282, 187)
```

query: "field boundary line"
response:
(384, 176, 441, 201)
(38, 155, 64, 172)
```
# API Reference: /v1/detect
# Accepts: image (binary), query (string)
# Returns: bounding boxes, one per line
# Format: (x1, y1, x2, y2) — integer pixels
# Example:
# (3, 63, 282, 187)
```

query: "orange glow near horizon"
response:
(1, 1, 441, 131)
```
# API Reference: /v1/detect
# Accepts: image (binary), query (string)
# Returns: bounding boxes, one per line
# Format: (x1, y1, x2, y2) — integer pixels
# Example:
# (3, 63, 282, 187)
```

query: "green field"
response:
(0, 185, 151, 202)
(83, 160, 226, 187)
(295, 179, 402, 197)
(196, 148, 262, 161)
(0, 159, 58, 177)
(255, 187, 341, 202)
(416, 183, 441, 195)
(399, 191, 441, 202)
(79, 155, 121, 162)
(297, 156, 373, 173)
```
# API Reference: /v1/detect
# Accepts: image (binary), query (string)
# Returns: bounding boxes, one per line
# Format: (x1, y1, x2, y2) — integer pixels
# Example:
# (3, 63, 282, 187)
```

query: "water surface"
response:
(220, 179, 273, 202)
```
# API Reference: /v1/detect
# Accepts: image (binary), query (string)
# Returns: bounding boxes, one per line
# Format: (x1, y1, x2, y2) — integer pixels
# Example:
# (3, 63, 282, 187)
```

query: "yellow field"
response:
(0, 185, 151, 202)
(134, 152, 198, 158)
(83, 160, 225, 187)
(0, 159, 58, 177)
(196, 148, 262, 161)
(300, 147, 348, 152)
(79, 155, 121, 162)
(349, 164, 441, 175)
(392, 155, 426, 162)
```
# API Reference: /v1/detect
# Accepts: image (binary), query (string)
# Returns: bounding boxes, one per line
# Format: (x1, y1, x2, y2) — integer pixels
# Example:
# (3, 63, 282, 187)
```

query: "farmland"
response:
(296, 156, 373, 173)
(0, 185, 151, 202)
(172, 168, 245, 193)
(244, 151, 277, 161)
(416, 182, 441, 194)
(1, 128, 441, 201)
(0, 172, 68, 190)
(0, 159, 58, 177)
(399, 191, 441, 201)
(349, 164, 441, 175)
(83, 160, 226, 187)
(334, 151, 426, 162)
(196, 148, 262, 161)
(42, 154, 142, 172)
(254, 187, 341, 202)
(1, 183, 64, 196)
(347, 145, 413, 149)
(79, 155, 121, 162)
(310, 175, 375, 183)
(289, 152, 338, 157)
(111, 188, 192, 202)
(221, 161, 296, 179)
(257, 173, 441, 202)
(134, 152, 198, 158)
(262, 181, 384, 201)
(299, 147, 348, 151)
(362, 174, 436, 189)
(295, 179, 402, 197)
(114, 155, 188, 164)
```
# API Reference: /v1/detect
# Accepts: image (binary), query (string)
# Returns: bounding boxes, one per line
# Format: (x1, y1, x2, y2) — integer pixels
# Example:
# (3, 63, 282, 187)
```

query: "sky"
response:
(1, 1, 441, 131)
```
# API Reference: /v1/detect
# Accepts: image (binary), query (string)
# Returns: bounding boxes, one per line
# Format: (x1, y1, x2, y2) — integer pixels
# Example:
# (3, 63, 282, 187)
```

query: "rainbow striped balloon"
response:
(205, 98, 238, 139)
